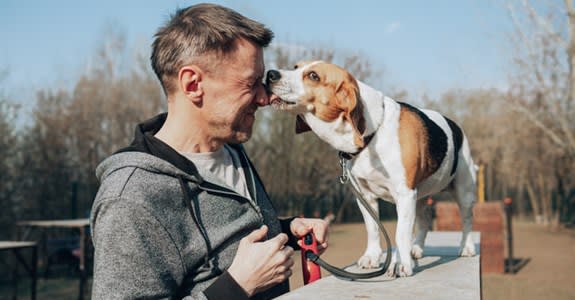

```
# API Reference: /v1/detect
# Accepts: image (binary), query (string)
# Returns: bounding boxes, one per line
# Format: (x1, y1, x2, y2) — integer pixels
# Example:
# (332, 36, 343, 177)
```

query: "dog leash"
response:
(301, 152, 393, 282)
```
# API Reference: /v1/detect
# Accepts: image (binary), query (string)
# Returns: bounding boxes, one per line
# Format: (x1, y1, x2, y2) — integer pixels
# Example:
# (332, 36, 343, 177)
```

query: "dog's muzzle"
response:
(265, 69, 309, 112)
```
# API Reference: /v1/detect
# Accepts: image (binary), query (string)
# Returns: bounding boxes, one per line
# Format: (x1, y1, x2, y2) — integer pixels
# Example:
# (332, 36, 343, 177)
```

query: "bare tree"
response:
(0, 71, 23, 237)
(505, 0, 575, 225)
(17, 32, 165, 223)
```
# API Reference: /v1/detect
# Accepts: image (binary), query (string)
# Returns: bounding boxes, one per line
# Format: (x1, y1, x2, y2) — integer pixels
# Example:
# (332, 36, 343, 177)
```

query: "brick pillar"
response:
(435, 201, 505, 273)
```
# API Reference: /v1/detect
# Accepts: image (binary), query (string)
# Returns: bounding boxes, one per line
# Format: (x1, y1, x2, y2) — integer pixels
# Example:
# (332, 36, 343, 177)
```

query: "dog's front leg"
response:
(394, 190, 417, 277)
(356, 196, 382, 269)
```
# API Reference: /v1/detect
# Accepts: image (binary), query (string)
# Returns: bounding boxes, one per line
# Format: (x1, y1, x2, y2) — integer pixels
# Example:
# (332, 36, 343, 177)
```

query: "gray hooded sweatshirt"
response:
(90, 113, 296, 299)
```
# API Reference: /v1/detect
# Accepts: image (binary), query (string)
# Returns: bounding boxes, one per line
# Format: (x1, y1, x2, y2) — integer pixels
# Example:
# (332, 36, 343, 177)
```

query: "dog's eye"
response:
(308, 71, 320, 82)
(293, 64, 298, 69)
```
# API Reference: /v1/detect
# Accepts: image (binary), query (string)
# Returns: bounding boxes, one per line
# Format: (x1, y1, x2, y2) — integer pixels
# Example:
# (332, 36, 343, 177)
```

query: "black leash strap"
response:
(304, 153, 393, 280)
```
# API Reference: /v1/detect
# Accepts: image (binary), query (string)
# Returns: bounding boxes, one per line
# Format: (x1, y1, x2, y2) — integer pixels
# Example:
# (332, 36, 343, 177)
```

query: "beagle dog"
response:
(266, 61, 476, 277)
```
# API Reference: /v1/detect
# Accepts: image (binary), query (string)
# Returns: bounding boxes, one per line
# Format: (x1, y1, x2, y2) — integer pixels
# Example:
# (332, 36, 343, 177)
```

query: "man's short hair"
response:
(151, 3, 274, 95)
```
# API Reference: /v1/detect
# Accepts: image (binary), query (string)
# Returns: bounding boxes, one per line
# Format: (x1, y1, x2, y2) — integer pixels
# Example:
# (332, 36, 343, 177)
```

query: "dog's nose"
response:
(266, 70, 281, 84)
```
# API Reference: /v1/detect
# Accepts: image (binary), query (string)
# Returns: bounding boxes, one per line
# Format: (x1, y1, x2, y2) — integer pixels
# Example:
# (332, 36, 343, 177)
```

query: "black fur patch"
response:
(399, 102, 447, 171)
(445, 117, 463, 175)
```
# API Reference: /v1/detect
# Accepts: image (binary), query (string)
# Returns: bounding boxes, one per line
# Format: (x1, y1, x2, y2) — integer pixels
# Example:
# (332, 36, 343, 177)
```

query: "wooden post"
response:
(435, 201, 504, 273)
(504, 197, 515, 273)
(31, 245, 37, 300)
(78, 226, 86, 300)
(477, 164, 485, 204)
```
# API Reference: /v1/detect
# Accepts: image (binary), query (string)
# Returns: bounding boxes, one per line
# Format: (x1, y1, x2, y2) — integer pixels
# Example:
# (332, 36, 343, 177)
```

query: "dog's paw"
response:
(460, 244, 476, 257)
(396, 263, 414, 277)
(384, 262, 396, 277)
(411, 244, 424, 259)
(357, 253, 382, 269)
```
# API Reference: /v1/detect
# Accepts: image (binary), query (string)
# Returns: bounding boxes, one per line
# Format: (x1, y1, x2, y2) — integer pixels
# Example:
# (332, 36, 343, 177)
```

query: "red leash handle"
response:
(300, 233, 321, 285)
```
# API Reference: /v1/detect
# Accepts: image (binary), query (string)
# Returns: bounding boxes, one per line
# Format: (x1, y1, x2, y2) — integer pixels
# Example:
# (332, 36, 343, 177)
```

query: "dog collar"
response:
(338, 132, 376, 160)
(339, 100, 385, 160)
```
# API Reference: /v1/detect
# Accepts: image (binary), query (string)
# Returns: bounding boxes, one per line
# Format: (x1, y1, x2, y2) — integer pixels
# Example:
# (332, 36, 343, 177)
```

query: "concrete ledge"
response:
(276, 232, 481, 300)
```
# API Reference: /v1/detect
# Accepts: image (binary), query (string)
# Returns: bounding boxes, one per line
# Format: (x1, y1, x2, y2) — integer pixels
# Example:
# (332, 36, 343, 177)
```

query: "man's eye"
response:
(308, 71, 320, 82)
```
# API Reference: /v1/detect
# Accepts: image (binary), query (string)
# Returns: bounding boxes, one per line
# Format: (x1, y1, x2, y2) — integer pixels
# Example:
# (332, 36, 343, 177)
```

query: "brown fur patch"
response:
(299, 62, 365, 147)
(398, 104, 446, 189)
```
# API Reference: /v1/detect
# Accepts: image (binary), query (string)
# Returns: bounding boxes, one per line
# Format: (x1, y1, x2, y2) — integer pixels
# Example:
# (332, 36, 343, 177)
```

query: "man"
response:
(90, 3, 328, 299)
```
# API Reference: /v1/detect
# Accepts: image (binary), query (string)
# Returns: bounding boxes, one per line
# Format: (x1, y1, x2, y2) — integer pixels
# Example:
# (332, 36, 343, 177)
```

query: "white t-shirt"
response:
(181, 145, 252, 201)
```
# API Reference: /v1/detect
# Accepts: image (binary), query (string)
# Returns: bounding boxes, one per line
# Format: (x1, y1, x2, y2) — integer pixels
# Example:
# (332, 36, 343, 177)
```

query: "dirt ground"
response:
(288, 220, 575, 300)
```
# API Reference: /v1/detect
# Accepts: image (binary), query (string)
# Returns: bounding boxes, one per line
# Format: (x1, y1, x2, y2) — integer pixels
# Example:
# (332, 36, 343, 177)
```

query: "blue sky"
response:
(1, 0, 513, 109)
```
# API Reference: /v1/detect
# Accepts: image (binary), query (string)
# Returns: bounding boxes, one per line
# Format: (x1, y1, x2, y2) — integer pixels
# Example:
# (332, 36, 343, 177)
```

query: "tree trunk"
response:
(538, 173, 551, 225)
(525, 181, 542, 224)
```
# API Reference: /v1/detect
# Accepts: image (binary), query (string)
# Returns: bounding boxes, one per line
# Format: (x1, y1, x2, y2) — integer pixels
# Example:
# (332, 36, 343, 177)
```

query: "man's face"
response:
(200, 38, 268, 144)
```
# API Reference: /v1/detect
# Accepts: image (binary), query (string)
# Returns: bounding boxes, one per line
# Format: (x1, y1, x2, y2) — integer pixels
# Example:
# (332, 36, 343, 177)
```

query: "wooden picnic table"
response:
(17, 218, 90, 300)
(0, 241, 38, 300)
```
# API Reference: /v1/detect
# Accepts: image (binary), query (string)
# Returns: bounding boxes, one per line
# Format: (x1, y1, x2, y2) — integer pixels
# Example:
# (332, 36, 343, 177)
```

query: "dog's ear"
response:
(336, 78, 366, 147)
(295, 115, 312, 134)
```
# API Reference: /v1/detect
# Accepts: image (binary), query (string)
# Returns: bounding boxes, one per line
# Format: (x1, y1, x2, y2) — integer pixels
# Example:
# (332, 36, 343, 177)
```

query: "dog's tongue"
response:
(270, 99, 285, 110)
(268, 92, 281, 104)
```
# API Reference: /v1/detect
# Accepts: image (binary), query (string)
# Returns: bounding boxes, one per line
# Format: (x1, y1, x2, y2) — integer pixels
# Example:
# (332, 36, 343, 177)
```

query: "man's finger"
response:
(292, 222, 311, 237)
(270, 233, 289, 249)
(312, 228, 323, 243)
(244, 225, 268, 243)
(282, 246, 294, 258)
(285, 256, 295, 268)
(312, 222, 328, 243)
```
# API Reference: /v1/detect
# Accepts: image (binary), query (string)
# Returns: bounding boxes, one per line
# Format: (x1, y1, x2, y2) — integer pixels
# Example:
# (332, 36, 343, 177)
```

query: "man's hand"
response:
(228, 225, 294, 297)
(290, 218, 329, 255)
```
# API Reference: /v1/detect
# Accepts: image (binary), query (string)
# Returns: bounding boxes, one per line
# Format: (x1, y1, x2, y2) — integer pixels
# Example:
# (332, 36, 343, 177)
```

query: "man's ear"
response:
(179, 66, 204, 102)
(295, 115, 312, 134)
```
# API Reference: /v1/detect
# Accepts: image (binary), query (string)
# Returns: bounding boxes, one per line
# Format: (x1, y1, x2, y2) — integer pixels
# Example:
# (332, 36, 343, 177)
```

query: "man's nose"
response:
(255, 83, 270, 107)
(266, 70, 281, 85)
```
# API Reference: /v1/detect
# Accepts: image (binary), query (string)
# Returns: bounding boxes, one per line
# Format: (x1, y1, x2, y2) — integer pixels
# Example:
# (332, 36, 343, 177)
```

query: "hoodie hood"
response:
(96, 113, 204, 184)
(96, 113, 255, 196)
(95, 151, 201, 183)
